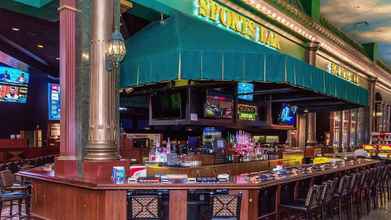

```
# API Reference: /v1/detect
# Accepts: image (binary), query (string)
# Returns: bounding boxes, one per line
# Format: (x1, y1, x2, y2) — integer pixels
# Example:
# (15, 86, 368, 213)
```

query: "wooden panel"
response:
(248, 190, 259, 220)
(101, 190, 127, 220)
(30, 180, 127, 220)
(169, 190, 187, 220)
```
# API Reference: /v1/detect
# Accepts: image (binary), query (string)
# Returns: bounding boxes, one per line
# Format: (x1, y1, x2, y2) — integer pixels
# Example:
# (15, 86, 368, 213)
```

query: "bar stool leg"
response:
(18, 199, 22, 217)
(26, 196, 31, 217)
(9, 200, 13, 217)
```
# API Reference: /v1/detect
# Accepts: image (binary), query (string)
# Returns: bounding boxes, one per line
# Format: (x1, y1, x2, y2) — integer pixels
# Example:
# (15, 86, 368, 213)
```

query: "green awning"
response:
(120, 13, 368, 106)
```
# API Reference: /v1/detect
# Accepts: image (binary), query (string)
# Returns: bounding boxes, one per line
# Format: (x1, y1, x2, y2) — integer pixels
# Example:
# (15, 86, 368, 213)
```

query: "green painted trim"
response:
(299, 0, 320, 21)
(362, 43, 378, 62)
(13, 0, 54, 8)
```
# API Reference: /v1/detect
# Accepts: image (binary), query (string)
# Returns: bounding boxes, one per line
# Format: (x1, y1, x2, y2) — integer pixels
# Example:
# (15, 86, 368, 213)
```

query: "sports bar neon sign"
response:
(328, 62, 358, 84)
(196, 0, 281, 50)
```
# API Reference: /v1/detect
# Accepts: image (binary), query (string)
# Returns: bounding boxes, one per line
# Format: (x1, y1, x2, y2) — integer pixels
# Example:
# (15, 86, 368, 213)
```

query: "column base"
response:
(54, 158, 130, 180)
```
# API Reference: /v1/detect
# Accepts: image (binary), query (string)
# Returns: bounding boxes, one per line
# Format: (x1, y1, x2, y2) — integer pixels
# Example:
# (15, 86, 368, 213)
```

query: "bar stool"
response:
(280, 185, 323, 220)
(0, 170, 31, 218)
(128, 194, 162, 220)
(321, 178, 338, 220)
(209, 193, 242, 220)
(354, 170, 368, 218)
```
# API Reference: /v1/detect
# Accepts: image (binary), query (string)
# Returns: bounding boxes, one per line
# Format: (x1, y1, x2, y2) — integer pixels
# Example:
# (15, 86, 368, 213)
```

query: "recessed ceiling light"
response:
(37, 44, 44, 48)
(11, 27, 20, 31)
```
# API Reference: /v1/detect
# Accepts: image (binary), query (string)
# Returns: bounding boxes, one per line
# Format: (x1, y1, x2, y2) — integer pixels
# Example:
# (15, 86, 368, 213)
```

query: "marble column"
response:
(58, 0, 78, 160)
(305, 41, 320, 145)
(84, 0, 120, 160)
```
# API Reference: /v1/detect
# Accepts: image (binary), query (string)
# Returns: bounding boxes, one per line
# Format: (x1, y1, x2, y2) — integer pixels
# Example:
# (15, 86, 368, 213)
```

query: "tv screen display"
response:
(0, 66, 30, 85)
(204, 95, 233, 119)
(151, 91, 183, 119)
(237, 103, 257, 121)
(48, 83, 61, 120)
(0, 84, 28, 103)
(237, 82, 254, 101)
(277, 104, 298, 125)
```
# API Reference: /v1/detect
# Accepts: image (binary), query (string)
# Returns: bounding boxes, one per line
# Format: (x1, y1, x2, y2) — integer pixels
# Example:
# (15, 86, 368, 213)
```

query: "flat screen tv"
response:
(0, 66, 29, 104)
(151, 91, 183, 120)
(237, 82, 254, 101)
(0, 66, 30, 85)
(48, 83, 61, 120)
(0, 84, 28, 103)
(204, 89, 233, 119)
(277, 104, 298, 125)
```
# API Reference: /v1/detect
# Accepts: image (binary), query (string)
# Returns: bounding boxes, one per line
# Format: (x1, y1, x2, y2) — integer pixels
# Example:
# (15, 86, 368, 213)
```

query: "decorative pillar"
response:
(305, 41, 320, 145)
(368, 76, 377, 143)
(84, 0, 120, 160)
(58, 0, 77, 160)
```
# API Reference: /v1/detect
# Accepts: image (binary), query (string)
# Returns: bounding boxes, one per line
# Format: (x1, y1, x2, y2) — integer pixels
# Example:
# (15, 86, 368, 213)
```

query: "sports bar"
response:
(0, 0, 391, 219)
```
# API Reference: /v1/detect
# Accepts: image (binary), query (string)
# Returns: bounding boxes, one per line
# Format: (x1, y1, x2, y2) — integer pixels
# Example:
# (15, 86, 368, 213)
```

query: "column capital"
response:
(305, 41, 320, 51)
(368, 76, 378, 83)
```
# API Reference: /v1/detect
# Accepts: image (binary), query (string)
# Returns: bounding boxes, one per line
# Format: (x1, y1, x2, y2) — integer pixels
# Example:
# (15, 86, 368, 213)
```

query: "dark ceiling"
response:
(0, 8, 59, 75)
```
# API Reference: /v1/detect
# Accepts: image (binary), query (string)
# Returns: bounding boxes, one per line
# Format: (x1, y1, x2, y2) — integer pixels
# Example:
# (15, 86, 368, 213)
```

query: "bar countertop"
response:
(17, 159, 379, 190)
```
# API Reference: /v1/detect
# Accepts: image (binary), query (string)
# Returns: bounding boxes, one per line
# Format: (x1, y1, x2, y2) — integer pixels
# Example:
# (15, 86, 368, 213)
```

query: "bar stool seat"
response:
(280, 185, 323, 220)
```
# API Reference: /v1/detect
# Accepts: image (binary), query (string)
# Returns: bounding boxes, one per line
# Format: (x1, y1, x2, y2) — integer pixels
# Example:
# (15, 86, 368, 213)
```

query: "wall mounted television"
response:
(0, 66, 30, 85)
(151, 90, 185, 120)
(276, 103, 298, 126)
(237, 82, 254, 101)
(204, 89, 233, 119)
(0, 66, 30, 104)
(0, 84, 28, 103)
(48, 83, 61, 120)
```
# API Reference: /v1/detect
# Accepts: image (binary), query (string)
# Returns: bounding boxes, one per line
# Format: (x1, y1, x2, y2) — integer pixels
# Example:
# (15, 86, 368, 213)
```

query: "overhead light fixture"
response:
(37, 44, 44, 48)
(11, 27, 20, 31)
(56, 57, 60, 61)
(105, 0, 126, 71)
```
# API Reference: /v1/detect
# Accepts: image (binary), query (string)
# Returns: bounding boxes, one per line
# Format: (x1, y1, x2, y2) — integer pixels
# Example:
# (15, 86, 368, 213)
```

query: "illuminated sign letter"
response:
(198, 0, 210, 17)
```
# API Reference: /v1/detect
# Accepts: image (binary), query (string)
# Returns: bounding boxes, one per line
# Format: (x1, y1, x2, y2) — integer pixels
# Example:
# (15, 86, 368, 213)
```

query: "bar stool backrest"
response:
(210, 193, 242, 219)
(0, 170, 15, 189)
(129, 195, 161, 220)
(305, 185, 322, 208)
(324, 179, 337, 203)
(336, 175, 346, 195)
(349, 173, 358, 192)
(359, 170, 367, 186)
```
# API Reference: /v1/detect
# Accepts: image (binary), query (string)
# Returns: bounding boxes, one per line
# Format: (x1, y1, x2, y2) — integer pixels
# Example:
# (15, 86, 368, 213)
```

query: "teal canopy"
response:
(120, 13, 368, 106)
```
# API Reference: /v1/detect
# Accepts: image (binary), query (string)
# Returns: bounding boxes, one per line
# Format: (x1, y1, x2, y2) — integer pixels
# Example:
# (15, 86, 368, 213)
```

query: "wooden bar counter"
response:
(18, 159, 379, 220)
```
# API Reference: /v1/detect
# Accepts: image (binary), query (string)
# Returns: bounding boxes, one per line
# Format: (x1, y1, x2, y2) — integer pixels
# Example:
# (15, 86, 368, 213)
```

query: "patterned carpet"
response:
(0, 202, 30, 220)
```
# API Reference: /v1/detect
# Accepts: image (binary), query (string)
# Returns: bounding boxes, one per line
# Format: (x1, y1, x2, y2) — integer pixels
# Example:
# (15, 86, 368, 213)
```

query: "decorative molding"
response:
(238, 0, 391, 91)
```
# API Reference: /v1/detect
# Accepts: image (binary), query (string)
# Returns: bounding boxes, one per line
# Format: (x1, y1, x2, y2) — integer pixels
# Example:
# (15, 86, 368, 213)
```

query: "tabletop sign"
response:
(197, 0, 281, 50)
(328, 62, 358, 84)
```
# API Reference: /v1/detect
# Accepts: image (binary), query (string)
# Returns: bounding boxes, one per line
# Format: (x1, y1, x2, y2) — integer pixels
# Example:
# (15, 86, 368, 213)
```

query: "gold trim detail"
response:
(58, 5, 81, 13)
